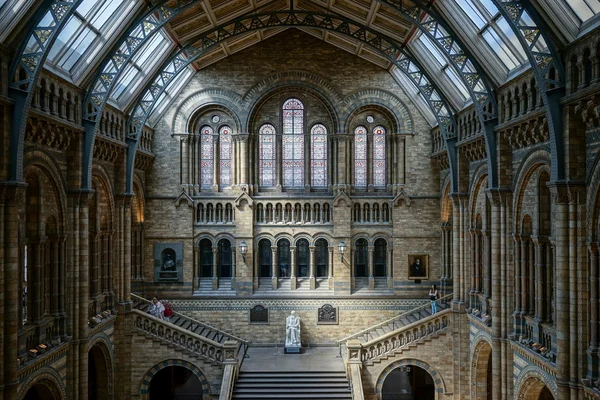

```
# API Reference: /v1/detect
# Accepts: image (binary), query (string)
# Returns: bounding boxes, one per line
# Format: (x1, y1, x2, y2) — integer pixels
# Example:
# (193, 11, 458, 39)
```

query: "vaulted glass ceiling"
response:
(3, 0, 596, 128)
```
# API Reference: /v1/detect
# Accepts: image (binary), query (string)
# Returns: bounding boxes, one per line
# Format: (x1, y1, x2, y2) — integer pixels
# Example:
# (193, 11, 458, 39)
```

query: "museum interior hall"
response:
(1, 0, 600, 399)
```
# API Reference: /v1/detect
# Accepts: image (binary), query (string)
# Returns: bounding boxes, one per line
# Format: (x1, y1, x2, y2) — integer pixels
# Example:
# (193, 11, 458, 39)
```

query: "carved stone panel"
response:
(153, 242, 183, 283)
(317, 304, 338, 325)
(249, 304, 269, 324)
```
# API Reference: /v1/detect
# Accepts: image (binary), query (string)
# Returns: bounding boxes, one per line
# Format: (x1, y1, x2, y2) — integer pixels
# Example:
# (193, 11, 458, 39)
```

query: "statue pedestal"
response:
(284, 346, 301, 354)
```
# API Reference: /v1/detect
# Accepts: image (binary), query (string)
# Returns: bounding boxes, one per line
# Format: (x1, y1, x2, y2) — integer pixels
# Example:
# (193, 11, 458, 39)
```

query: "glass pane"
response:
(90, 0, 120, 29)
(419, 34, 446, 66)
(311, 124, 327, 188)
(76, 0, 96, 19)
(454, 0, 486, 28)
(200, 126, 214, 188)
(59, 26, 97, 70)
(282, 98, 304, 188)
(479, 0, 499, 17)
(482, 27, 519, 70)
(373, 126, 386, 187)
(112, 63, 139, 98)
(219, 126, 232, 187)
(568, 0, 600, 21)
(496, 17, 527, 57)
(354, 126, 367, 187)
(445, 68, 470, 99)
(259, 124, 276, 187)
(48, 16, 82, 61)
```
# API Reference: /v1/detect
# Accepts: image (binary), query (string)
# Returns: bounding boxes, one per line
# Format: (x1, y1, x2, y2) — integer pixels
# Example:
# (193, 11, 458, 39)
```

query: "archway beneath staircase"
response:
(515, 373, 557, 400)
(88, 340, 113, 400)
(19, 370, 65, 400)
(139, 359, 210, 400)
(377, 359, 445, 400)
(471, 338, 492, 399)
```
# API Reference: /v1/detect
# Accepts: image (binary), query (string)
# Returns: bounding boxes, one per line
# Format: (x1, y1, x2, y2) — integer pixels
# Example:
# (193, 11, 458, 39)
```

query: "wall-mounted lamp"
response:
(239, 240, 248, 262)
(338, 241, 347, 262)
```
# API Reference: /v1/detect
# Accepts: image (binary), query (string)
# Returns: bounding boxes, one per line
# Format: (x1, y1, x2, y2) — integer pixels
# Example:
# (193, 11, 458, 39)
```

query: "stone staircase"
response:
(232, 371, 352, 399)
(194, 278, 237, 296)
(338, 294, 453, 365)
(131, 293, 248, 352)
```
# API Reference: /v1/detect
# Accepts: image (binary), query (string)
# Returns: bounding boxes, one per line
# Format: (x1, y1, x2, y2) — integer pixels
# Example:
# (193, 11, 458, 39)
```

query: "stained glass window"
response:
(200, 126, 213, 188)
(354, 126, 367, 187)
(219, 126, 232, 187)
(259, 124, 276, 187)
(373, 126, 386, 187)
(311, 124, 328, 188)
(282, 98, 304, 188)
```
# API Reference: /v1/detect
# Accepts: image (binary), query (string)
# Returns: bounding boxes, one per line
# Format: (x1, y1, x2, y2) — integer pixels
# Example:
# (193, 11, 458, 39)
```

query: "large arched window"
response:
(218, 239, 232, 278)
(296, 239, 310, 278)
(200, 126, 214, 188)
(259, 124, 276, 187)
(258, 239, 272, 278)
(219, 126, 232, 187)
(199, 239, 213, 278)
(373, 238, 387, 277)
(278, 239, 291, 278)
(354, 238, 368, 277)
(282, 98, 304, 188)
(354, 126, 367, 187)
(373, 126, 386, 187)
(311, 124, 327, 188)
(315, 238, 329, 278)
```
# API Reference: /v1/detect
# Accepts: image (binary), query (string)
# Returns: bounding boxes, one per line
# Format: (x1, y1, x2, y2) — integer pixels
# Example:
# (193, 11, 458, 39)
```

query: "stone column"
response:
(51, 239, 59, 315)
(231, 246, 237, 288)
(276, 133, 282, 191)
(290, 246, 297, 290)
(309, 246, 316, 290)
(528, 239, 535, 315)
(367, 133, 373, 191)
(181, 136, 189, 189)
(212, 246, 218, 290)
(239, 134, 249, 190)
(513, 234, 522, 334)
(78, 190, 92, 400)
(368, 246, 374, 290)
(589, 243, 599, 383)
(534, 239, 545, 322)
(387, 246, 393, 289)
(328, 246, 334, 289)
(304, 132, 310, 191)
(521, 239, 528, 316)
(398, 136, 405, 186)
(271, 246, 278, 290)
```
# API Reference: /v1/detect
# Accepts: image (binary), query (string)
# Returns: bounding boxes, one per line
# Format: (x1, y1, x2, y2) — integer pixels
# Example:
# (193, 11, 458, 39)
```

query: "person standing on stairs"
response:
(429, 285, 438, 314)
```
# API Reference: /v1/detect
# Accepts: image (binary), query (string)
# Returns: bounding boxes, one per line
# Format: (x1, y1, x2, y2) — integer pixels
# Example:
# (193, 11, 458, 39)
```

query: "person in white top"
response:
(429, 285, 438, 314)
(149, 297, 165, 320)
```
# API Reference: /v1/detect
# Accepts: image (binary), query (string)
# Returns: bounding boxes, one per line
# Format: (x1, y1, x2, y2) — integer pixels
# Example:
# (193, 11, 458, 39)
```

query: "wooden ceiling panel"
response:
(213, 0, 254, 22)
(226, 31, 262, 53)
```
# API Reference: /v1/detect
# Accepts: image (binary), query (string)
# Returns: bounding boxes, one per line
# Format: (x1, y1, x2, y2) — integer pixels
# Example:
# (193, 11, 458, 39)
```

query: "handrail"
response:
(131, 293, 249, 346)
(336, 293, 453, 344)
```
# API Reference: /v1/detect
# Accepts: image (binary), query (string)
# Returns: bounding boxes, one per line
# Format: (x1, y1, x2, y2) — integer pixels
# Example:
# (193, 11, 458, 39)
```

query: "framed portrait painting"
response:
(408, 254, 429, 279)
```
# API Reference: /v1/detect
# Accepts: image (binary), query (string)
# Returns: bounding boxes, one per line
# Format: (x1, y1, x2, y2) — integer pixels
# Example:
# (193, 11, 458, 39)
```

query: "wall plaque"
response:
(317, 304, 338, 325)
(249, 305, 269, 324)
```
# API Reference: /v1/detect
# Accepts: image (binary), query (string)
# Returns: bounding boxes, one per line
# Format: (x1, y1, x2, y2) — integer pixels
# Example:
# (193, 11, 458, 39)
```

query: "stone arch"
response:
(312, 234, 332, 246)
(18, 368, 66, 400)
(371, 232, 391, 246)
(23, 149, 68, 230)
(215, 233, 236, 246)
(470, 336, 493, 400)
(469, 172, 488, 226)
(172, 89, 245, 134)
(245, 77, 341, 133)
(351, 233, 371, 245)
(376, 358, 447, 399)
(88, 335, 114, 400)
(187, 104, 242, 134)
(91, 165, 116, 229)
(274, 233, 294, 245)
(195, 234, 215, 247)
(293, 233, 313, 246)
(131, 175, 145, 225)
(243, 70, 343, 131)
(139, 359, 210, 400)
(254, 234, 274, 248)
(514, 367, 557, 400)
(341, 89, 414, 133)
(441, 178, 452, 224)
(512, 150, 551, 234)
(587, 150, 600, 241)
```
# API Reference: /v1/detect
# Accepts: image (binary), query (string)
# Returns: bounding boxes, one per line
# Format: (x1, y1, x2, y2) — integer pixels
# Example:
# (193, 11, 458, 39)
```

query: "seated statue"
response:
(285, 310, 301, 347)
(162, 254, 176, 271)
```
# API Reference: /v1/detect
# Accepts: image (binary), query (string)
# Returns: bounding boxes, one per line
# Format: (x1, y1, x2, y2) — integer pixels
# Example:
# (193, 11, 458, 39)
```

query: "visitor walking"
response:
(429, 285, 438, 314)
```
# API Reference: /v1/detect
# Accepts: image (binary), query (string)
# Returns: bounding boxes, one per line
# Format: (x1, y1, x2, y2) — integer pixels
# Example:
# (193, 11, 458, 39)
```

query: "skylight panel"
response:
(482, 27, 519, 70)
(90, 0, 120, 29)
(419, 35, 447, 66)
(445, 68, 470, 99)
(455, 0, 486, 28)
(566, 0, 600, 22)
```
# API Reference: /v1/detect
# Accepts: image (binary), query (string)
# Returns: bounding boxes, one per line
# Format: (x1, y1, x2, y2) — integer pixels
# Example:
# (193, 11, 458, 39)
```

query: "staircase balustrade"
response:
(131, 293, 249, 366)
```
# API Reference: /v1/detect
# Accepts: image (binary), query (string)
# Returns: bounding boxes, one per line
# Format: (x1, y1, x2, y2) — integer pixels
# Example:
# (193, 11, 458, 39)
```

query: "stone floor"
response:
(240, 346, 345, 372)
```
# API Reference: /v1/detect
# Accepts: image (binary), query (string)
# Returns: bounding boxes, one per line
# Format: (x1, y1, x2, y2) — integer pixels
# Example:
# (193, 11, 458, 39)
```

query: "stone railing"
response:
(132, 309, 233, 365)
(196, 200, 236, 224)
(351, 200, 391, 224)
(359, 309, 451, 364)
(254, 200, 332, 224)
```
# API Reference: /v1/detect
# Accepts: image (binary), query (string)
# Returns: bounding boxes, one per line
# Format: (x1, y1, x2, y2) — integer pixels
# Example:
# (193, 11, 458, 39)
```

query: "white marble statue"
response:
(285, 310, 301, 347)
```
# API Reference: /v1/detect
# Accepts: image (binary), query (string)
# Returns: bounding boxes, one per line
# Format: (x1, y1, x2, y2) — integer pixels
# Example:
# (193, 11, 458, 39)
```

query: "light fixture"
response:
(239, 240, 248, 262)
(338, 241, 346, 262)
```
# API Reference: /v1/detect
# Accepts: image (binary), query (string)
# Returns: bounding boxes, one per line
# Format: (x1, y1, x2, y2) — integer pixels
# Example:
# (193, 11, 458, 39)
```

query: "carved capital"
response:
(68, 189, 95, 208)
(234, 133, 250, 143)
(0, 182, 27, 205)
(485, 188, 512, 207)
(548, 181, 584, 205)
(450, 192, 468, 208)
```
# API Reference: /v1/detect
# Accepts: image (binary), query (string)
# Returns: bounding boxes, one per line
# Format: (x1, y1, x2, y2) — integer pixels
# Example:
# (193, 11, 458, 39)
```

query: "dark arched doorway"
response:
(218, 239, 232, 278)
(354, 238, 368, 278)
(382, 365, 435, 400)
(88, 345, 110, 400)
(258, 239, 272, 278)
(199, 239, 213, 278)
(23, 380, 62, 400)
(148, 366, 204, 400)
